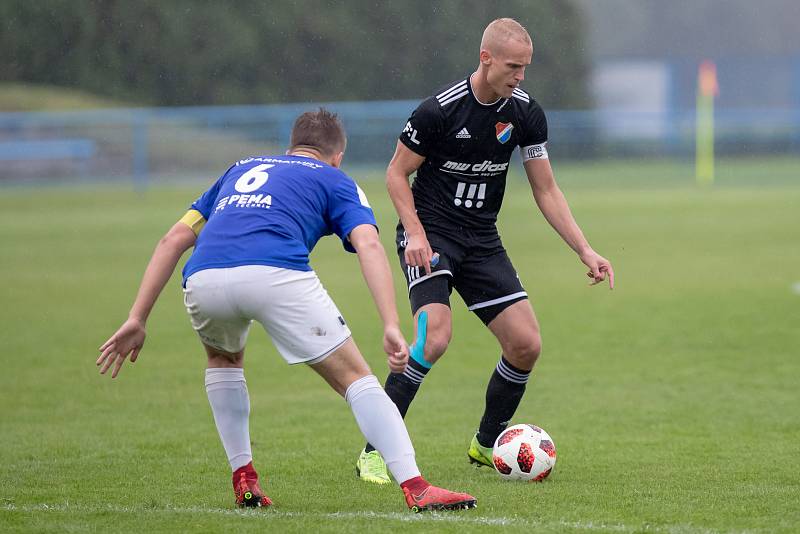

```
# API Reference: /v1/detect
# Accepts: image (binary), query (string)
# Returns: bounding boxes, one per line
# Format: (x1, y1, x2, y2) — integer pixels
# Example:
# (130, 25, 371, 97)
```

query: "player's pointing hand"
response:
(580, 250, 615, 290)
(404, 232, 434, 275)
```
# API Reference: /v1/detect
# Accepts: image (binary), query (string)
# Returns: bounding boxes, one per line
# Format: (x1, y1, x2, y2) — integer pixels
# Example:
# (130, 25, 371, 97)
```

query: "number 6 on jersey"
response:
(235, 164, 274, 192)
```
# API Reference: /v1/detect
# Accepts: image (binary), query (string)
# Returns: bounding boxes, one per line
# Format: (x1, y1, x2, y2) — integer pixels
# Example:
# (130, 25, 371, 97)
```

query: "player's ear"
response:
(480, 49, 492, 66)
(331, 152, 344, 168)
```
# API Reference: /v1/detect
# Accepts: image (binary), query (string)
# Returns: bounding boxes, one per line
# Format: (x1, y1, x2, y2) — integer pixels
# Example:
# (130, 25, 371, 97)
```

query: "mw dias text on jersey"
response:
(400, 77, 549, 236)
(181, 155, 376, 284)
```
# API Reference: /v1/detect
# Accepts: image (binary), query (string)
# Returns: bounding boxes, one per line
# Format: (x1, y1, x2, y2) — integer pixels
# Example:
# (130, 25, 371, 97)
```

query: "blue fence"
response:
(0, 101, 798, 186)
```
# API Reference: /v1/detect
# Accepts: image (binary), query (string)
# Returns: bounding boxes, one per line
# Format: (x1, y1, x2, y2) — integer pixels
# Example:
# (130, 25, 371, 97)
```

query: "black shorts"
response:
(396, 223, 528, 325)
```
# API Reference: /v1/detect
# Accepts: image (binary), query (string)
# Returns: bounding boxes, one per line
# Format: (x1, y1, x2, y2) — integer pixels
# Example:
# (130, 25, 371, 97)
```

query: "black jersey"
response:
(399, 77, 549, 234)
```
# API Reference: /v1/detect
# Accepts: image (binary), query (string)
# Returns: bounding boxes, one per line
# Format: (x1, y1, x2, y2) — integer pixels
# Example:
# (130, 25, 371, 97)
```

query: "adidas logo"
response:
(455, 128, 471, 139)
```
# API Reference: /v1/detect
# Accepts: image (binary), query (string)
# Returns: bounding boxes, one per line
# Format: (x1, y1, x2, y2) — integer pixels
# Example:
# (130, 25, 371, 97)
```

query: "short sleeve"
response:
(189, 166, 233, 219)
(398, 97, 444, 157)
(327, 177, 378, 253)
(518, 101, 549, 161)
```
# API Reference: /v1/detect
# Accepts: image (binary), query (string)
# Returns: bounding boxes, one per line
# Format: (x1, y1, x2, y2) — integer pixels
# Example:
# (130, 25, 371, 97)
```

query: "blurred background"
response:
(1, 0, 798, 186)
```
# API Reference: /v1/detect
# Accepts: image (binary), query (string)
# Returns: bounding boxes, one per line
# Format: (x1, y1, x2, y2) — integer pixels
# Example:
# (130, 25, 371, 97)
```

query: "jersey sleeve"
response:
(398, 97, 444, 157)
(518, 101, 550, 161)
(189, 175, 226, 219)
(327, 176, 378, 253)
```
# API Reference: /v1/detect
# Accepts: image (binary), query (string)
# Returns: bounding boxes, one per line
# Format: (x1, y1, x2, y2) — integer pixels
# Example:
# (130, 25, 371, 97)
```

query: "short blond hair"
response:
(480, 18, 532, 53)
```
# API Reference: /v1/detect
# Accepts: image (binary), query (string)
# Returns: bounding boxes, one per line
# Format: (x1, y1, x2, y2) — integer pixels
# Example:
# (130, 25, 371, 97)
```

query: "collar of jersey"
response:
(467, 75, 505, 108)
(288, 153, 326, 165)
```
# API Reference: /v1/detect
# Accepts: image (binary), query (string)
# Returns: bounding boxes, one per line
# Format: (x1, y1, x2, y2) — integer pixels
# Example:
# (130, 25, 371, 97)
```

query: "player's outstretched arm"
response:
(348, 223, 409, 373)
(97, 222, 197, 378)
(386, 142, 435, 275)
(523, 158, 614, 289)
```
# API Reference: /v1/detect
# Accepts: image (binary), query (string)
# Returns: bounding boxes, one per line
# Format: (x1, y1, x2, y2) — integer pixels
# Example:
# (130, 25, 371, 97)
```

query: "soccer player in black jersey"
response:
(356, 18, 614, 483)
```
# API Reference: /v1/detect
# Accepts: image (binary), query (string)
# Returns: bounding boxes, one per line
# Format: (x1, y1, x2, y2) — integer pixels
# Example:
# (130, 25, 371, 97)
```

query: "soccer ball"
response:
(492, 423, 557, 481)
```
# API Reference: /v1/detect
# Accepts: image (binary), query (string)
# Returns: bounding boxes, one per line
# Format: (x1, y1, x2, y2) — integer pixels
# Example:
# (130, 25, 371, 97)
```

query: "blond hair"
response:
(480, 18, 532, 53)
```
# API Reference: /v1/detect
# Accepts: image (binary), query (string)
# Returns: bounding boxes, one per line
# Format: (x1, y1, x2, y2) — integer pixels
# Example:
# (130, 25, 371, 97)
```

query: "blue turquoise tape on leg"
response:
(409, 311, 432, 369)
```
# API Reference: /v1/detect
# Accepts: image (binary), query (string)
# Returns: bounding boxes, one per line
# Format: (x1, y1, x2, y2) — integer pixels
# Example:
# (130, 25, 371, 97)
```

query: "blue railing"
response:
(1, 102, 798, 186)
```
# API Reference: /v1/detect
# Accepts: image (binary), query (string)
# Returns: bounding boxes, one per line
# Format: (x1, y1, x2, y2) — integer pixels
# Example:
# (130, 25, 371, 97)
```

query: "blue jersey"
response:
(182, 155, 376, 283)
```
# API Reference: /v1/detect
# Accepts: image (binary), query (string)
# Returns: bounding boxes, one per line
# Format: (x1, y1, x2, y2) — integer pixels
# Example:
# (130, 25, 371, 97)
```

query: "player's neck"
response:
(469, 71, 501, 105)
(288, 149, 340, 168)
(289, 149, 322, 161)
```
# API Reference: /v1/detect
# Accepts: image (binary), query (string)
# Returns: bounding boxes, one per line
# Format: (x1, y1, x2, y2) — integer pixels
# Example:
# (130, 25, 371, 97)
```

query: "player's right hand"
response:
(97, 318, 146, 378)
(404, 232, 435, 275)
(383, 325, 409, 374)
(579, 249, 615, 290)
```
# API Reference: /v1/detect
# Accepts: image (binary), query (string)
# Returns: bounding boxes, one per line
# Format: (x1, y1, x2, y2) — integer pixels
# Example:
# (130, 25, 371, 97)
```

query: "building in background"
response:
(575, 0, 800, 152)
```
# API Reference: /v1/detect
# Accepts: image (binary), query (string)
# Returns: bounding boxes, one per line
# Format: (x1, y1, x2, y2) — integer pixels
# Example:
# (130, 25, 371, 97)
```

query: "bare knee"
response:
(415, 305, 452, 365)
(308, 338, 371, 397)
(503, 332, 541, 371)
(424, 329, 452, 364)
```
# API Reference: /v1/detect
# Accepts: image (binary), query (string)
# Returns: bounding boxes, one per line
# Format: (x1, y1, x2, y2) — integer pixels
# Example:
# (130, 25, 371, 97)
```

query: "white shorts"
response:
(183, 265, 351, 365)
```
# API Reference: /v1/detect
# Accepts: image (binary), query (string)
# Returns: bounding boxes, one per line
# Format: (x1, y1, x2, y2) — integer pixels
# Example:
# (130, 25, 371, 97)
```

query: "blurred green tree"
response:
(0, 0, 590, 108)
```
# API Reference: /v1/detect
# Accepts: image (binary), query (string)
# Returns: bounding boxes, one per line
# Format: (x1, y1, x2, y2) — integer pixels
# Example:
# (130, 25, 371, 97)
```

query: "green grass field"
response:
(1, 159, 799, 532)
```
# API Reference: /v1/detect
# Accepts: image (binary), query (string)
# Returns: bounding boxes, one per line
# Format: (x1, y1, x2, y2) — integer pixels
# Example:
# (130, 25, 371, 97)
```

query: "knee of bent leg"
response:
(424, 328, 452, 363)
(505, 332, 542, 370)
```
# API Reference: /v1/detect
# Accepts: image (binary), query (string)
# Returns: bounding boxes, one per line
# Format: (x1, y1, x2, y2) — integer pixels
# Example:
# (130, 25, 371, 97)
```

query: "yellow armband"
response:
(178, 209, 206, 236)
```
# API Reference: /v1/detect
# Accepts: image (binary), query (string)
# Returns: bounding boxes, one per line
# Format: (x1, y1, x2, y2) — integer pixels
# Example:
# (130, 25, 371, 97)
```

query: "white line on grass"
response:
(1, 503, 744, 533)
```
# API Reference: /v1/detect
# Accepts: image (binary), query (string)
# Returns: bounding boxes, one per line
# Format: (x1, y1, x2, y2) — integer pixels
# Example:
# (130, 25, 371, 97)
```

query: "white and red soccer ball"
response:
(492, 424, 557, 481)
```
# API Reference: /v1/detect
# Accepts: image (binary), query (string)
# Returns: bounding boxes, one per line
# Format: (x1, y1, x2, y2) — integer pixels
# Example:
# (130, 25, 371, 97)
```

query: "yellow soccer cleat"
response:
(356, 448, 392, 484)
(467, 434, 493, 467)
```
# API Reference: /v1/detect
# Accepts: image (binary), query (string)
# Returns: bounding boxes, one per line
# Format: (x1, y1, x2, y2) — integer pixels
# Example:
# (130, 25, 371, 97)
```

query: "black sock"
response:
(476, 355, 530, 448)
(364, 358, 430, 453)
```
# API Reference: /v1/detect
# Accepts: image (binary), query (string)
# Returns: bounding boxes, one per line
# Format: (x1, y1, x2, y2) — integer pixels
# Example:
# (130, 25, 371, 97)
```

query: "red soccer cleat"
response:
(233, 462, 272, 508)
(403, 484, 477, 512)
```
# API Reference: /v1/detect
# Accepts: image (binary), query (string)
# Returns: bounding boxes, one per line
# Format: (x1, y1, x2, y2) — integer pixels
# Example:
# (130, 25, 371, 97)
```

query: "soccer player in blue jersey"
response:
(97, 109, 476, 512)
(356, 19, 615, 483)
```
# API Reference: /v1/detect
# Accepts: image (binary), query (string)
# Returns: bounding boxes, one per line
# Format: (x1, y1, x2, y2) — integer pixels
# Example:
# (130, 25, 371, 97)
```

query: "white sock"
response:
(205, 368, 252, 471)
(345, 375, 421, 484)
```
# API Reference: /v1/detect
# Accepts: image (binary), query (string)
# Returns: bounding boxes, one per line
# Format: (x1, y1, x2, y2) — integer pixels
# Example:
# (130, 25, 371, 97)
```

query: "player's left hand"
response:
(383, 325, 409, 374)
(97, 318, 146, 378)
(580, 250, 615, 289)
